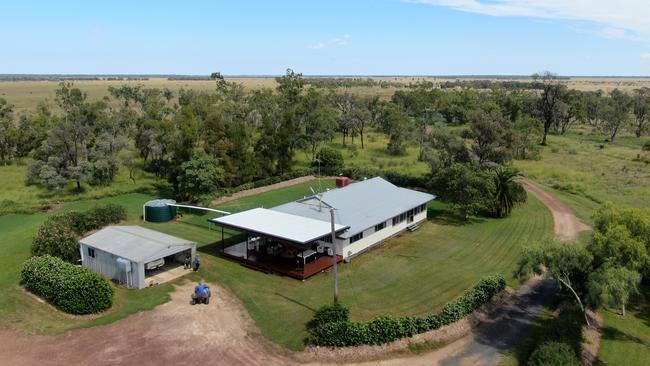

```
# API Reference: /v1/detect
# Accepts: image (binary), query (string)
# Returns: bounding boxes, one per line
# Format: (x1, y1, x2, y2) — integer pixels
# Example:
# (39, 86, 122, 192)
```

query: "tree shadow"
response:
(134, 181, 173, 198)
(430, 213, 486, 226)
(197, 234, 247, 257)
(601, 326, 649, 347)
(274, 292, 317, 312)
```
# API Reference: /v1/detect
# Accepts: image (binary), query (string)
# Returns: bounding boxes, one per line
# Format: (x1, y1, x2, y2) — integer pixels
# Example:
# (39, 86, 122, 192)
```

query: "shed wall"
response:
(80, 243, 138, 288)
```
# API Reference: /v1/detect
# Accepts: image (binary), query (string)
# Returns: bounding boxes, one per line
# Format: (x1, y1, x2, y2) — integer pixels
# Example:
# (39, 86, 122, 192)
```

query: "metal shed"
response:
(79, 226, 196, 289)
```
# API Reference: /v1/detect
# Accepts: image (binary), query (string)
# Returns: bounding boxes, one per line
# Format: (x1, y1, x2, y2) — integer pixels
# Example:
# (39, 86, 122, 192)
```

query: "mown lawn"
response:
(0, 177, 552, 351)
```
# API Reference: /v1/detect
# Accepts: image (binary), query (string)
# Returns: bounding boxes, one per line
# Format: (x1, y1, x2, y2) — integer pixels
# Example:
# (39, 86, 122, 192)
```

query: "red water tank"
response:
(336, 177, 350, 188)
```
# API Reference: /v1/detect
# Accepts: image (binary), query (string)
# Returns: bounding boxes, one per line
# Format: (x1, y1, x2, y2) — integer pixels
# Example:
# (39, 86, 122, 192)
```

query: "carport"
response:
(79, 226, 196, 289)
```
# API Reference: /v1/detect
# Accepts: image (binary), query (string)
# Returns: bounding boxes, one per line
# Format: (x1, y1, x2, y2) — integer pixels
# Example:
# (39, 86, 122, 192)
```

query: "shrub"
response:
(310, 302, 350, 329)
(31, 221, 80, 262)
(31, 204, 127, 263)
(313, 147, 344, 175)
(309, 275, 505, 347)
(643, 140, 650, 152)
(21, 255, 114, 314)
(527, 341, 580, 366)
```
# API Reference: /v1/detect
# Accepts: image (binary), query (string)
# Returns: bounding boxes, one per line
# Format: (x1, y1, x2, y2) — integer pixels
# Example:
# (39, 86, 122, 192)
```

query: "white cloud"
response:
(309, 34, 351, 49)
(641, 53, 650, 61)
(411, 1, 650, 41)
(599, 27, 628, 40)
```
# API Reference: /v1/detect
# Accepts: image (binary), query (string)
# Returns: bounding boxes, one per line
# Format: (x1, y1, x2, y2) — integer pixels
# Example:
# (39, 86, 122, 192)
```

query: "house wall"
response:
(339, 210, 427, 259)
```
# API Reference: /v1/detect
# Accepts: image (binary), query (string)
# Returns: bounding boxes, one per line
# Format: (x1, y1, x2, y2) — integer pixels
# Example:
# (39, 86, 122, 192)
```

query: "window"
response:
(375, 222, 386, 232)
(321, 235, 332, 243)
(87, 247, 95, 258)
(349, 232, 363, 244)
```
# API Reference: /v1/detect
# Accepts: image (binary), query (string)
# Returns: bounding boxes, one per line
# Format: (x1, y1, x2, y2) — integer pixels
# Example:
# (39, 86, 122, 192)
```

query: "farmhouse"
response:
(209, 177, 435, 279)
(79, 226, 196, 289)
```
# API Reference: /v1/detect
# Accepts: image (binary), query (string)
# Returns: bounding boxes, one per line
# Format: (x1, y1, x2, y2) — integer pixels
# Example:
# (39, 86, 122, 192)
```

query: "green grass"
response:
(512, 128, 650, 365)
(514, 128, 650, 224)
(0, 160, 161, 215)
(598, 287, 650, 366)
(0, 177, 552, 351)
(293, 130, 430, 175)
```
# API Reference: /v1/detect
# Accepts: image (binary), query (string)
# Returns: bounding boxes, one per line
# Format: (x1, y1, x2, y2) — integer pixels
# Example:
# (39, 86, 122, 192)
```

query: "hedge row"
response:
(309, 275, 505, 347)
(31, 203, 127, 263)
(21, 255, 114, 314)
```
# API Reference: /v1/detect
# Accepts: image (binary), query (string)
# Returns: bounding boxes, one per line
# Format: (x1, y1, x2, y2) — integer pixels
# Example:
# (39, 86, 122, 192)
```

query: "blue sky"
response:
(2, 0, 650, 75)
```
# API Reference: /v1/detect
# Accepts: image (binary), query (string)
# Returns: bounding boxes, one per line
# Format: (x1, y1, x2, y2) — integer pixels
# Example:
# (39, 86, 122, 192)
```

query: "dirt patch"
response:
(211, 175, 320, 206)
(1, 281, 294, 366)
(581, 310, 604, 366)
(522, 179, 591, 241)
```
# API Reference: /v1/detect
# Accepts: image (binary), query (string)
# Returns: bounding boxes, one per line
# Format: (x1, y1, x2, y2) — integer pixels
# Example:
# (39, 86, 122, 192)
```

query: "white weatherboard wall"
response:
(339, 210, 427, 258)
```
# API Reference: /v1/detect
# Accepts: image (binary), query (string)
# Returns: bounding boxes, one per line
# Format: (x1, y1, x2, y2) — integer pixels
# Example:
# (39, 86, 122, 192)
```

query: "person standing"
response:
(193, 255, 201, 272)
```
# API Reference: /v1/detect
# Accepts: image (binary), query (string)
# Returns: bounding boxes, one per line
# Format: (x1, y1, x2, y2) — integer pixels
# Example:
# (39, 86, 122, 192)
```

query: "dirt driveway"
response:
(521, 179, 590, 241)
(0, 281, 293, 366)
(0, 180, 590, 366)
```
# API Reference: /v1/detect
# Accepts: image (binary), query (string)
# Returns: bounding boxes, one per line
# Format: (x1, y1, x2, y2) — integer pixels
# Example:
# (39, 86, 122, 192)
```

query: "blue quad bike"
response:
(191, 283, 212, 305)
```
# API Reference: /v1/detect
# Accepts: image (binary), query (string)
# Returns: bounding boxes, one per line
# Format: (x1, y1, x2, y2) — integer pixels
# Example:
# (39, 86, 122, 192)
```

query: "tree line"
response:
(0, 70, 648, 204)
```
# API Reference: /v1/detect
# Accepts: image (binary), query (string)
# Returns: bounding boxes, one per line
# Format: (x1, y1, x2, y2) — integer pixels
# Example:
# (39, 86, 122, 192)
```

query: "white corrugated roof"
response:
(79, 226, 195, 263)
(209, 208, 348, 244)
(272, 177, 435, 238)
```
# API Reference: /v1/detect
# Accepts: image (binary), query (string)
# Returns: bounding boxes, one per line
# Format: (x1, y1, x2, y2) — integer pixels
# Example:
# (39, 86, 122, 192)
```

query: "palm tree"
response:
(492, 166, 525, 218)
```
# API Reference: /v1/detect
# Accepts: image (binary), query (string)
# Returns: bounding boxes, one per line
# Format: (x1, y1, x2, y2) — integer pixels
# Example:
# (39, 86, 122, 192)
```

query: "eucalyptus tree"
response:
(602, 89, 631, 142)
(533, 71, 567, 145)
(300, 88, 336, 159)
(632, 87, 650, 137)
(0, 97, 17, 165)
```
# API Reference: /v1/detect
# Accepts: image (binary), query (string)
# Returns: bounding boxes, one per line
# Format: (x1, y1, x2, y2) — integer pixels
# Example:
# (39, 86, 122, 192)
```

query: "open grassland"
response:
(0, 178, 552, 351)
(514, 128, 650, 224)
(0, 160, 161, 215)
(294, 130, 430, 175)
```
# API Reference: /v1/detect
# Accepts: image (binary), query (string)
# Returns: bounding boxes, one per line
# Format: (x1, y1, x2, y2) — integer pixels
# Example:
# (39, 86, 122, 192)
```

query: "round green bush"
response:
(21, 255, 114, 314)
(31, 220, 80, 263)
(527, 341, 580, 366)
(313, 147, 344, 175)
(30, 204, 127, 263)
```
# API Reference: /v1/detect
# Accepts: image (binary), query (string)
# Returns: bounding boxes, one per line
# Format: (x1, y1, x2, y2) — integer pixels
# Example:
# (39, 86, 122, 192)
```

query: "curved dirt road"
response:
(521, 179, 590, 241)
(0, 180, 589, 366)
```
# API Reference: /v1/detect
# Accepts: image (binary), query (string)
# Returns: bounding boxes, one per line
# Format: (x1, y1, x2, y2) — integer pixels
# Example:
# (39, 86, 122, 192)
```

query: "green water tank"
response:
(144, 199, 177, 222)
